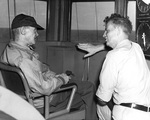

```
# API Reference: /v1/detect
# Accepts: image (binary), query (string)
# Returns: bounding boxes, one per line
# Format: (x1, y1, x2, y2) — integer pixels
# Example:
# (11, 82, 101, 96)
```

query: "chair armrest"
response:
(45, 83, 77, 119)
(24, 92, 44, 105)
(61, 83, 77, 88)
(53, 83, 77, 94)
(30, 92, 44, 99)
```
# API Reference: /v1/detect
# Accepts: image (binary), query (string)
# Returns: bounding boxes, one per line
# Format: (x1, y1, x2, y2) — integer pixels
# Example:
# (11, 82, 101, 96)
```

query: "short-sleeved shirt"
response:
(0, 41, 64, 108)
(96, 39, 150, 106)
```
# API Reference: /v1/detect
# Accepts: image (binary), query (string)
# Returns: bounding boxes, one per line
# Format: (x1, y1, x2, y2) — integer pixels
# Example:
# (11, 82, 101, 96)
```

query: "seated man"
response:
(0, 14, 98, 120)
(0, 86, 45, 120)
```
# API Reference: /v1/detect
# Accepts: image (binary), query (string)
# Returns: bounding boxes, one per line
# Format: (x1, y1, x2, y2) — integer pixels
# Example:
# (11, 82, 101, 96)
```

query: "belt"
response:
(120, 103, 150, 112)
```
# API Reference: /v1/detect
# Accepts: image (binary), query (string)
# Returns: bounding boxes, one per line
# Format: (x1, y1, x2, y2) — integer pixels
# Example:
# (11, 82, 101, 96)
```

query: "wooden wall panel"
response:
(46, 46, 107, 86)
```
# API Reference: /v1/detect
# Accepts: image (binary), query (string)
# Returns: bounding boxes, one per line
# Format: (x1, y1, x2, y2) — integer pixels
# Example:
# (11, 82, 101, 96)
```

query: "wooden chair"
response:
(0, 62, 85, 120)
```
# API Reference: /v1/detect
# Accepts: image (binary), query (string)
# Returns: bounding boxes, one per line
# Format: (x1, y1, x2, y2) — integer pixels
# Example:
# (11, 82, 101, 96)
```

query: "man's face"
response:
(24, 26, 39, 46)
(103, 22, 118, 48)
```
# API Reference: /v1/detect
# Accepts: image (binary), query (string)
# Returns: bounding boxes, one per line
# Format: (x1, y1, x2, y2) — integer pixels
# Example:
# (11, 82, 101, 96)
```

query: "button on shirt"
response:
(96, 39, 150, 106)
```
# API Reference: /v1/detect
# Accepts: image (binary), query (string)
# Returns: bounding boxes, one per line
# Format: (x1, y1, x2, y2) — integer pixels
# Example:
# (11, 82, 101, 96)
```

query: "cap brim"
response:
(36, 24, 44, 30)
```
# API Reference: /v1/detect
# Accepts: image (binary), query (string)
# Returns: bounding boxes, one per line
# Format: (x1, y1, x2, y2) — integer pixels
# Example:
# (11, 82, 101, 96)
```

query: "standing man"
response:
(1, 14, 98, 120)
(78, 13, 150, 120)
(96, 13, 150, 120)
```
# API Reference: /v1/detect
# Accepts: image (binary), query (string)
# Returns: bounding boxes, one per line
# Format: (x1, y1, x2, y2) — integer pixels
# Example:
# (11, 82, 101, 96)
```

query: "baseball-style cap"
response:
(11, 14, 44, 30)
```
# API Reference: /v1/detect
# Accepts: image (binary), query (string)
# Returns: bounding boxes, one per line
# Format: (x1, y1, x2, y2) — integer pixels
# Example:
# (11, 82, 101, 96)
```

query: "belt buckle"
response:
(147, 106, 149, 112)
(131, 103, 136, 108)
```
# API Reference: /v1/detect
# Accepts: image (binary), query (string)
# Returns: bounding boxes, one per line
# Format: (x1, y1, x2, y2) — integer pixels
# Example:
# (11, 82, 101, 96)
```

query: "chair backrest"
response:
(0, 62, 33, 104)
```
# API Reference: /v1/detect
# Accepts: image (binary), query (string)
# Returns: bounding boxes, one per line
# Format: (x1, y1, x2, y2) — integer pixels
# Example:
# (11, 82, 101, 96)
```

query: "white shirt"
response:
(96, 39, 150, 120)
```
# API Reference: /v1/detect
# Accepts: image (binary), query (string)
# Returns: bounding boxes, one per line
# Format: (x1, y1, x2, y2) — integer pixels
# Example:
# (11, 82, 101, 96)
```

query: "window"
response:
(71, 2, 115, 43)
(127, 1, 136, 41)
(0, 0, 11, 42)
(0, 0, 47, 42)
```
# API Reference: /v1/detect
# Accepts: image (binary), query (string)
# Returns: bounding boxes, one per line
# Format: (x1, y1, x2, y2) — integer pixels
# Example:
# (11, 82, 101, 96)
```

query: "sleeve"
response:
(18, 58, 64, 95)
(96, 54, 118, 102)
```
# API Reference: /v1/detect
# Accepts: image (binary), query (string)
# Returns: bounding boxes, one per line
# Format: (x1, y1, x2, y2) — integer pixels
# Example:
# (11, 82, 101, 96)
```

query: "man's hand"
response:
(77, 43, 105, 58)
(56, 73, 70, 84)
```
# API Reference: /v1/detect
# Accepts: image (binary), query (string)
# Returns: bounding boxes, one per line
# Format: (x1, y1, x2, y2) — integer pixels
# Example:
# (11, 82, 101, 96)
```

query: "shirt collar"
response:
(115, 39, 132, 49)
(9, 41, 30, 51)
(9, 41, 39, 58)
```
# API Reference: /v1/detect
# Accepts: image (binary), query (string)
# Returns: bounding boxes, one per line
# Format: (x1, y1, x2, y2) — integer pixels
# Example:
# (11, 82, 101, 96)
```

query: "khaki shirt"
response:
(1, 41, 64, 108)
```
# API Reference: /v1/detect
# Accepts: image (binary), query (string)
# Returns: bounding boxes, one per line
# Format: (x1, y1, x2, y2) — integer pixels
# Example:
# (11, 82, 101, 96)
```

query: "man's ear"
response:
(116, 26, 122, 36)
(20, 27, 26, 35)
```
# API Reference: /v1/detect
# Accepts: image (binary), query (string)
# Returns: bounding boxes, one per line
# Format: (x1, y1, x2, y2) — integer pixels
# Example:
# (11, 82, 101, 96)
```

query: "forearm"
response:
(39, 77, 64, 95)
(38, 71, 70, 95)
(96, 96, 114, 111)
(94, 44, 105, 53)
(92, 43, 112, 54)
(77, 43, 106, 57)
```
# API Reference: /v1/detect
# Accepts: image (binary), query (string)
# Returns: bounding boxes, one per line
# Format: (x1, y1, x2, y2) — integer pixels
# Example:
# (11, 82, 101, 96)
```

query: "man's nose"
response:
(36, 32, 39, 37)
